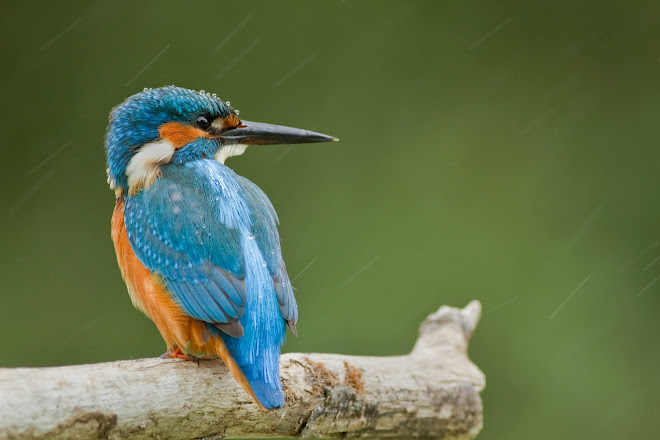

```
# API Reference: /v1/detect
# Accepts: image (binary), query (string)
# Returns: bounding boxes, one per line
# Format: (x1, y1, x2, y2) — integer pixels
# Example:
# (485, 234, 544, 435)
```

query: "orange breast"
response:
(111, 199, 203, 351)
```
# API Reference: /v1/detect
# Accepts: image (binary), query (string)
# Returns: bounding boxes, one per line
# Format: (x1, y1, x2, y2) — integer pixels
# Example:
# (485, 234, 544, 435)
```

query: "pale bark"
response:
(0, 301, 485, 439)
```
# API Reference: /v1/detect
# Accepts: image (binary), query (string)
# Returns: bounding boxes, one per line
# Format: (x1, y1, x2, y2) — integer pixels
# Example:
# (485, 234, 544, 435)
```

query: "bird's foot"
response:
(161, 348, 200, 366)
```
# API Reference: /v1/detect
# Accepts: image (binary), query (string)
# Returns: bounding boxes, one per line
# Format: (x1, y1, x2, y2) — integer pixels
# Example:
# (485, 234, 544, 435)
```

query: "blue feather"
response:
(214, 232, 286, 408)
(124, 158, 296, 408)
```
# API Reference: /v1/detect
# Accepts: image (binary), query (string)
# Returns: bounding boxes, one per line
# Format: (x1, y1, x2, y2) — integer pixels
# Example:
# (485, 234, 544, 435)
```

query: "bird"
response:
(105, 86, 336, 409)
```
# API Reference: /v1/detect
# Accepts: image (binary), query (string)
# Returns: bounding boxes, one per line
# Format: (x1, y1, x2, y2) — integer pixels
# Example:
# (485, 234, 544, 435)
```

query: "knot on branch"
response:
(412, 300, 482, 357)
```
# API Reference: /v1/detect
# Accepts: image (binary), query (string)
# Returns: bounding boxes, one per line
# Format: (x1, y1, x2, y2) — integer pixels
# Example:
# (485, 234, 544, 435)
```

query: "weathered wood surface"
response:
(0, 301, 484, 439)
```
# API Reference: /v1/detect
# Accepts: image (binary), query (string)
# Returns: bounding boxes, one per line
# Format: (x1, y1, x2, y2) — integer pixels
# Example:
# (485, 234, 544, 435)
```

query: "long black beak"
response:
(220, 120, 338, 146)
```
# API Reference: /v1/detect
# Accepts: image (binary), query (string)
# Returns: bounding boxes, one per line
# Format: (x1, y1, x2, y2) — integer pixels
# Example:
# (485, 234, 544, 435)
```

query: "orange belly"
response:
(111, 199, 261, 406)
(111, 199, 196, 350)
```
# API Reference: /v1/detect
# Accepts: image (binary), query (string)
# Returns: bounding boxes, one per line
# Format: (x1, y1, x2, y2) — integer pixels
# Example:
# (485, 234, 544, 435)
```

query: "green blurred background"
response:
(1, 1, 659, 438)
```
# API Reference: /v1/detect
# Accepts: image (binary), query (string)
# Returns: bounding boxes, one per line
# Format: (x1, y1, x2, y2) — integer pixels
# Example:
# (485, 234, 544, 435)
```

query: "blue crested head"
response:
(105, 86, 235, 195)
(105, 85, 337, 197)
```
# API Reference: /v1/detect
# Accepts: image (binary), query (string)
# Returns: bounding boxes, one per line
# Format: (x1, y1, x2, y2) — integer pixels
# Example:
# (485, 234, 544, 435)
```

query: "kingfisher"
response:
(105, 86, 336, 409)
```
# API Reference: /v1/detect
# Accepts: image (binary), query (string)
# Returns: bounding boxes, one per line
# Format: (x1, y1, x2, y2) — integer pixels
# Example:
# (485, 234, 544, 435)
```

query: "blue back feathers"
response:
(124, 159, 296, 408)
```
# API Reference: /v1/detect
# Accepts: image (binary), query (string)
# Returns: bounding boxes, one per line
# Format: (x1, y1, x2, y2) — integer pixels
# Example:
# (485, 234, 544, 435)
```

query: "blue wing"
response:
(123, 159, 297, 337)
(236, 175, 298, 330)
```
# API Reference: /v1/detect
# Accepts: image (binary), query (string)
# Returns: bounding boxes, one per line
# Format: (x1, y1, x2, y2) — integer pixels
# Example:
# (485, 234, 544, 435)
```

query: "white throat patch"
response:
(126, 139, 175, 195)
(214, 144, 248, 164)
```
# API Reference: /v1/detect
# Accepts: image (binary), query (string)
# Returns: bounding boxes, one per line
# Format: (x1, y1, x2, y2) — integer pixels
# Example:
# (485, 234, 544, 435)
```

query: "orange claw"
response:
(161, 347, 200, 365)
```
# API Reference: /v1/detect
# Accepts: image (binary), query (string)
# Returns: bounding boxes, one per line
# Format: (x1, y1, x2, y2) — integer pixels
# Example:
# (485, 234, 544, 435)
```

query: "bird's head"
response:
(105, 86, 336, 197)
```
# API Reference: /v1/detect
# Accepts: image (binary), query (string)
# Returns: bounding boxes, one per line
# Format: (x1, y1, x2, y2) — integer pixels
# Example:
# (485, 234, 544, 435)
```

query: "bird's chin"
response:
(214, 144, 248, 164)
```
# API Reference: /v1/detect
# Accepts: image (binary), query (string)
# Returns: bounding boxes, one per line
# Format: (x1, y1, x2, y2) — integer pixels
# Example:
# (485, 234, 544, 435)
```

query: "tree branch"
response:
(0, 301, 484, 439)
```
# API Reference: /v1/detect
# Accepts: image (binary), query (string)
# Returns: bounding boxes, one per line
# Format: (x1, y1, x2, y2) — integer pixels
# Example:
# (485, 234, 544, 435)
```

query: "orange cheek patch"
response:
(159, 122, 209, 149)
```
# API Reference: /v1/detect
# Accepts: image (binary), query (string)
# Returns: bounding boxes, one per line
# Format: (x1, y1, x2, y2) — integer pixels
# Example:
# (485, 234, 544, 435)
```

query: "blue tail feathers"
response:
(219, 313, 286, 409)
(216, 232, 287, 409)
(241, 359, 285, 409)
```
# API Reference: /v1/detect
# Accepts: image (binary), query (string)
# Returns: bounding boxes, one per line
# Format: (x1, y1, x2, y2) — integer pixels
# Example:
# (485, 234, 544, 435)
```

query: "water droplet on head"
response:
(248, 234, 255, 240)
(270, 250, 276, 255)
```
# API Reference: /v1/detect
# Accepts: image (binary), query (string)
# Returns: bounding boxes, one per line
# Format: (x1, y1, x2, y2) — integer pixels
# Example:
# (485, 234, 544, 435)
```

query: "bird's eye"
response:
(195, 115, 211, 130)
